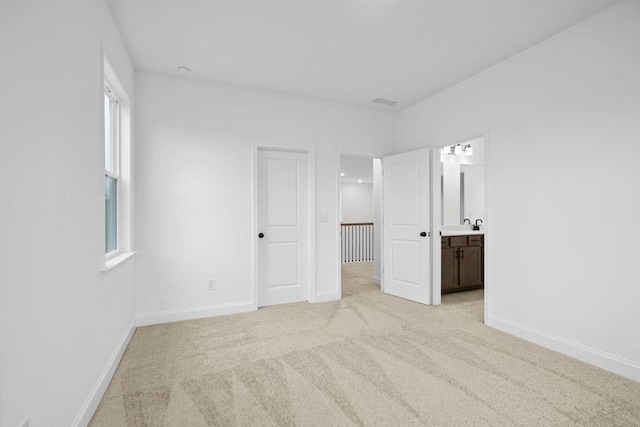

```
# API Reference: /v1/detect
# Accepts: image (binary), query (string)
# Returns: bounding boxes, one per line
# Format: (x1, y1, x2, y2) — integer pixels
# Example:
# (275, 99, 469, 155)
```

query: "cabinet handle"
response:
(460, 249, 464, 259)
(455, 249, 460, 259)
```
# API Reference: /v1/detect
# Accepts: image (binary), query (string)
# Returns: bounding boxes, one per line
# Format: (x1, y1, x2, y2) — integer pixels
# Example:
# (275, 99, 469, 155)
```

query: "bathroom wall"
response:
(441, 138, 485, 226)
(461, 164, 485, 224)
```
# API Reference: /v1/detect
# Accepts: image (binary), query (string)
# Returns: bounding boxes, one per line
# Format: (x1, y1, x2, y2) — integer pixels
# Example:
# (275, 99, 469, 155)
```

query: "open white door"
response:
(383, 149, 431, 304)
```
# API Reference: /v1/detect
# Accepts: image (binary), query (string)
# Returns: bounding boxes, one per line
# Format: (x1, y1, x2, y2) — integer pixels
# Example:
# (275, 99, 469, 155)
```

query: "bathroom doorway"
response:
(433, 136, 487, 320)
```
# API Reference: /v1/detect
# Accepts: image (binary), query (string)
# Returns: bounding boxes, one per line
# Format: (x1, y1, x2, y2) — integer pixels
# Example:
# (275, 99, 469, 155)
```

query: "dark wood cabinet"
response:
(441, 247, 459, 291)
(441, 234, 484, 294)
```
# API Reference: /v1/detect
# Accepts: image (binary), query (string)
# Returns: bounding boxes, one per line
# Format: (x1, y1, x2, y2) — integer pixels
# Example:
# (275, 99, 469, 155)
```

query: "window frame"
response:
(104, 82, 121, 259)
(102, 56, 135, 272)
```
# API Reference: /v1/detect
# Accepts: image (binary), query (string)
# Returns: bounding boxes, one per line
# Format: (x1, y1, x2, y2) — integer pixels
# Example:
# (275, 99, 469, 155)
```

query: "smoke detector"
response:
(372, 97, 398, 106)
(177, 66, 191, 76)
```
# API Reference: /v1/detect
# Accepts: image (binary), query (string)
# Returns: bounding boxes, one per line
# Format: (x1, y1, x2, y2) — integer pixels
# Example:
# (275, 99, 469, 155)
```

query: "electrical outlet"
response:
(208, 279, 216, 291)
(21, 418, 30, 427)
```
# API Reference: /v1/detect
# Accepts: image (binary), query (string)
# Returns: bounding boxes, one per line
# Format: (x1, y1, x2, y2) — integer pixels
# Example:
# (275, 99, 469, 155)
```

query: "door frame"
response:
(252, 145, 316, 310)
(335, 133, 490, 316)
(431, 130, 491, 325)
(335, 153, 383, 300)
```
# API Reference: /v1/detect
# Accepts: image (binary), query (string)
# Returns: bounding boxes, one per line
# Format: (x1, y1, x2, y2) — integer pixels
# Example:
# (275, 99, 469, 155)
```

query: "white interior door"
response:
(257, 149, 308, 307)
(383, 149, 431, 304)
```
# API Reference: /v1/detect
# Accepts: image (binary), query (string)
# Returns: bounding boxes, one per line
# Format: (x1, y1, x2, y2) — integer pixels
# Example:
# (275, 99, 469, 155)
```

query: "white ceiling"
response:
(107, 0, 620, 111)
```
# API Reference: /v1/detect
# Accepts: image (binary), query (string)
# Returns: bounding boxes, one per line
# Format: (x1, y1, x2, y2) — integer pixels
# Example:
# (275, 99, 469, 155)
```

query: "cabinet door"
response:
(441, 248, 459, 290)
(459, 246, 483, 288)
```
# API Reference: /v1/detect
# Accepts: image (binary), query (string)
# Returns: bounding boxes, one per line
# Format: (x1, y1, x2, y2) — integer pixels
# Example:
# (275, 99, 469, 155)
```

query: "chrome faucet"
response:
(463, 218, 471, 225)
(473, 219, 483, 231)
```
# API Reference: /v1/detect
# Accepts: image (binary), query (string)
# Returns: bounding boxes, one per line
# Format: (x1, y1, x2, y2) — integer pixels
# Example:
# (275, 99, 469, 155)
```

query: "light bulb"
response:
(464, 144, 473, 156)
(454, 144, 462, 155)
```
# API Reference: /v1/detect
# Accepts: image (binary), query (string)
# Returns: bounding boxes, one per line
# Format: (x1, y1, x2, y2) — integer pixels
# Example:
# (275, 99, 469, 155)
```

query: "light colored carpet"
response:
(90, 261, 640, 426)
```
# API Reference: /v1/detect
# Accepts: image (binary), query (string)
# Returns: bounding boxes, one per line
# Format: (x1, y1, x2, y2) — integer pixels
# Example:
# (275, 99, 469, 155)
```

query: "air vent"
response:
(372, 97, 398, 106)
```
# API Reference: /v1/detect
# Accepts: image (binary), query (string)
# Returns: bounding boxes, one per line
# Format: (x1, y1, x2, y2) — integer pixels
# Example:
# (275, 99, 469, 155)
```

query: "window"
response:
(104, 84, 119, 255)
(102, 57, 133, 270)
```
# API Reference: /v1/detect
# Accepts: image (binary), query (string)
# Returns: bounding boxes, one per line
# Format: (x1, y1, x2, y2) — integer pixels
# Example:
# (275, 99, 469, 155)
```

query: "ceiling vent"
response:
(372, 97, 398, 106)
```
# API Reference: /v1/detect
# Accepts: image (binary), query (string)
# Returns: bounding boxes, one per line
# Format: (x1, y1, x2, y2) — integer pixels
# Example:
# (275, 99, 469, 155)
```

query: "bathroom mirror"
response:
(441, 137, 485, 227)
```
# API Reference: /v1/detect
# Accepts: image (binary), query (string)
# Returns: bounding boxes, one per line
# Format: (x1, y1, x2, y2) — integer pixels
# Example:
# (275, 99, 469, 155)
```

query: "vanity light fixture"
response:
(443, 143, 473, 156)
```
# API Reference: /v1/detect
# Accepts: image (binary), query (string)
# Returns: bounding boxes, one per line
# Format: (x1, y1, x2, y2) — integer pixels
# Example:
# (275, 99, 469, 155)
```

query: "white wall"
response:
(340, 183, 373, 223)
(135, 72, 394, 320)
(0, 0, 136, 426)
(395, 0, 640, 381)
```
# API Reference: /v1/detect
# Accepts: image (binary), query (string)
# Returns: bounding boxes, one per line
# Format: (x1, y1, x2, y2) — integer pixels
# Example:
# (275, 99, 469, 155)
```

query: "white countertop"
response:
(441, 230, 484, 236)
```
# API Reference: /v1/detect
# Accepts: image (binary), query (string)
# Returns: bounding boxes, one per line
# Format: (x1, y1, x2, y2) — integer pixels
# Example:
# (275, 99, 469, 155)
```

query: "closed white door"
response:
(257, 149, 308, 307)
(383, 149, 431, 304)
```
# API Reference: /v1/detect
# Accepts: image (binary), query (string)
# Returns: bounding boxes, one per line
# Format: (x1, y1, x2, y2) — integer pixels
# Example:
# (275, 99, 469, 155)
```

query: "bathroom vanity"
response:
(441, 233, 484, 294)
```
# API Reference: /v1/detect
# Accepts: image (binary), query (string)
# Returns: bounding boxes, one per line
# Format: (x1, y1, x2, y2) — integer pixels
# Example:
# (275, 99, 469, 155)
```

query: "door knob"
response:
(420, 231, 427, 237)
(258, 233, 265, 238)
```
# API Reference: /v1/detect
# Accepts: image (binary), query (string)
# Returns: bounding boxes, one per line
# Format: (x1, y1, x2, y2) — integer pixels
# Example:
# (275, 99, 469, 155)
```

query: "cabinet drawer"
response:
(449, 236, 468, 247)
(441, 237, 450, 248)
(468, 235, 483, 246)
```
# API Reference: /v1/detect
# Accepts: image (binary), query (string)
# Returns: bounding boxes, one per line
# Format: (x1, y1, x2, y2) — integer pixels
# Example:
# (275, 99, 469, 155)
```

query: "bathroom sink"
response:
(441, 229, 484, 236)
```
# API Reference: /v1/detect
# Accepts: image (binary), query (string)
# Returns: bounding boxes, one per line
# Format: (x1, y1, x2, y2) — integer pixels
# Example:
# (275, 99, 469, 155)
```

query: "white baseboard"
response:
(315, 291, 339, 303)
(72, 318, 136, 427)
(136, 301, 255, 326)
(488, 314, 640, 383)
(372, 275, 380, 285)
